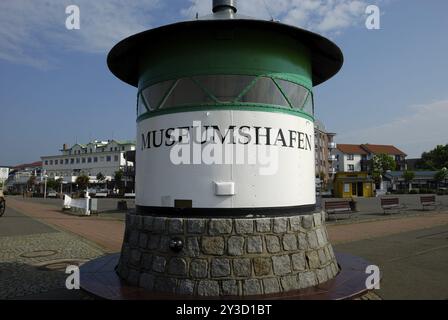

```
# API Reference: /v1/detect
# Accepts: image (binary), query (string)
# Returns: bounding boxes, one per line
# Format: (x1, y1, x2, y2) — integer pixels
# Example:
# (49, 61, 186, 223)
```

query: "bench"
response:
(420, 195, 438, 210)
(324, 200, 353, 220)
(380, 197, 404, 214)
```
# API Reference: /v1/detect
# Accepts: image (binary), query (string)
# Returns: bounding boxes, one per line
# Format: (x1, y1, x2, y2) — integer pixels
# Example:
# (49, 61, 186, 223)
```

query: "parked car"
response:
(47, 190, 58, 197)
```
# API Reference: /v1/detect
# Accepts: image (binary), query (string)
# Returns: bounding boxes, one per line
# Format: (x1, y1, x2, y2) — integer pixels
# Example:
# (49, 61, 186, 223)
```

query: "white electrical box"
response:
(214, 181, 235, 196)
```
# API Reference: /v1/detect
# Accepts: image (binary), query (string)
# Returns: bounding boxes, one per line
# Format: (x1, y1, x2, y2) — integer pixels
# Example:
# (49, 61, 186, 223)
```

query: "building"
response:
(41, 140, 135, 184)
(0, 166, 10, 187)
(333, 172, 375, 198)
(383, 171, 442, 191)
(332, 143, 407, 173)
(314, 120, 337, 189)
(5, 161, 43, 193)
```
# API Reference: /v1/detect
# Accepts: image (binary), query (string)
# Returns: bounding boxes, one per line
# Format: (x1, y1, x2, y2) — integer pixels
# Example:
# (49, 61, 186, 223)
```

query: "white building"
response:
(332, 144, 407, 173)
(41, 140, 136, 183)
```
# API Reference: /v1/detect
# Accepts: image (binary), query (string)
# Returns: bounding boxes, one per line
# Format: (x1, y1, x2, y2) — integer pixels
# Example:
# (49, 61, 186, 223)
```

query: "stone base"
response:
(117, 211, 338, 297)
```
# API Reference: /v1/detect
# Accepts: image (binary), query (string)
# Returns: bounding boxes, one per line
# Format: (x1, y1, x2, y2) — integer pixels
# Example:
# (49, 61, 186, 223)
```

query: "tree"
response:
(369, 154, 396, 186)
(75, 175, 90, 191)
(27, 175, 36, 191)
(418, 144, 448, 170)
(96, 172, 106, 183)
(434, 168, 448, 189)
(402, 170, 415, 191)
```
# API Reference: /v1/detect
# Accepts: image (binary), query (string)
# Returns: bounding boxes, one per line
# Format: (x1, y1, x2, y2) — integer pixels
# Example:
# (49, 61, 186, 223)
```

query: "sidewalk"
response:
(6, 196, 448, 249)
(6, 197, 124, 253)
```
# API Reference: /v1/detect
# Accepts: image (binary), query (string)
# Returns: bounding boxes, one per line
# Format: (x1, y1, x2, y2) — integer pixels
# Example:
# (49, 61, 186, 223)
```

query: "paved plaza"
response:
(0, 195, 447, 299)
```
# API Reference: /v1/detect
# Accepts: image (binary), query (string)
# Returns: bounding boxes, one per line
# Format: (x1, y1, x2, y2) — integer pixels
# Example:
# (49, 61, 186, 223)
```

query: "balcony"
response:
(329, 167, 337, 174)
(328, 142, 336, 149)
(328, 154, 336, 162)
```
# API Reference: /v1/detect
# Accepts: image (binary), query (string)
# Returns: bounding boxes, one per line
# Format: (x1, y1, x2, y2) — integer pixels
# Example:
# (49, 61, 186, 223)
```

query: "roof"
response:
(12, 161, 42, 170)
(384, 171, 437, 180)
(108, 17, 343, 87)
(361, 144, 407, 156)
(336, 144, 368, 155)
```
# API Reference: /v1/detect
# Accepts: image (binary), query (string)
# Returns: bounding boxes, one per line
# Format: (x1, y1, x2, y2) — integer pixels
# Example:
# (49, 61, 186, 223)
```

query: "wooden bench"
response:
(380, 197, 404, 214)
(324, 201, 353, 220)
(420, 195, 437, 210)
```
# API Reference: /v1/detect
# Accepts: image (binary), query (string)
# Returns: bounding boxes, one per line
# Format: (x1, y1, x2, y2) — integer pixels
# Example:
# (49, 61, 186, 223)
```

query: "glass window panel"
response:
(142, 80, 175, 110)
(193, 75, 254, 103)
(137, 94, 148, 117)
(239, 77, 289, 107)
(161, 78, 209, 109)
(302, 94, 314, 115)
(275, 79, 309, 110)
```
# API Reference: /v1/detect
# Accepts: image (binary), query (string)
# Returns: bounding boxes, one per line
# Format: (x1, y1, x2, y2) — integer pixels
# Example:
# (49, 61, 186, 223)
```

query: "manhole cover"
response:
(20, 250, 58, 258)
(36, 259, 88, 271)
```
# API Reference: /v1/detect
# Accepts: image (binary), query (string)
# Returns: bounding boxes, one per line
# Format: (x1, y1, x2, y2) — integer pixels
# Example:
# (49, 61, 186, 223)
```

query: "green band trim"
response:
(136, 104, 315, 123)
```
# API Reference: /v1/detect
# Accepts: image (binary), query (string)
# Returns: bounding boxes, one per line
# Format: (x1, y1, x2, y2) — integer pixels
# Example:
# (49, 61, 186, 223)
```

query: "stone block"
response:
(152, 255, 166, 273)
(243, 279, 262, 295)
(289, 216, 302, 232)
(306, 250, 320, 269)
(147, 235, 160, 250)
(262, 278, 281, 294)
(291, 252, 306, 271)
(302, 215, 314, 229)
(143, 216, 154, 231)
(307, 231, 319, 249)
(233, 258, 251, 277)
(272, 255, 291, 275)
(282, 234, 298, 251)
(177, 279, 195, 295)
(235, 219, 254, 234)
(256, 218, 271, 232)
(190, 259, 208, 278)
(202, 236, 225, 255)
(154, 277, 177, 294)
(265, 235, 281, 253)
(247, 236, 263, 253)
(273, 217, 288, 233)
(298, 271, 317, 288)
(168, 257, 187, 276)
(221, 280, 239, 296)
(153, 217, 166, 233)
(211, 258, 231, 277)
(228, 236, 245, 256)
(139, 233, 148, 248)
(187, 218, 206, 234)
(253, 257, 272, 276)
(139, 273, 155, 290)
(198, 280, 219, 296)
(185, 237, 200, 257)
(208, 219, 233, 235)
(281, 275, 299, 291)
(168, 218, 184, 234)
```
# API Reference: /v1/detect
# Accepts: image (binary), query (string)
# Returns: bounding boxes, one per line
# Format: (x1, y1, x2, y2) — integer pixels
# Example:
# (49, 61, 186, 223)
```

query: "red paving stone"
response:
(7, 197, 124, 253)
(7, 197, 448, 251)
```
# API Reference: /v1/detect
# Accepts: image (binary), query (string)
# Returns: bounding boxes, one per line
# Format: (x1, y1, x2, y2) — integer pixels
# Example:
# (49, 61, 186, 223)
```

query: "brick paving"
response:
(6, 197, 125, 252)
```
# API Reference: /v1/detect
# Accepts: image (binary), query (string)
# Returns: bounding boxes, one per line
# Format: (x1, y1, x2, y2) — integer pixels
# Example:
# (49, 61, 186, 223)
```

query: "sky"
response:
(0, 0, 447, 165)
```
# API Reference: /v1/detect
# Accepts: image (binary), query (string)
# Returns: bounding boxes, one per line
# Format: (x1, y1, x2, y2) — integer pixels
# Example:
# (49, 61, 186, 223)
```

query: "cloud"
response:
(336, 99, 448, 158)
(0, 0, 160, 68)
(182, 0, 373, 34)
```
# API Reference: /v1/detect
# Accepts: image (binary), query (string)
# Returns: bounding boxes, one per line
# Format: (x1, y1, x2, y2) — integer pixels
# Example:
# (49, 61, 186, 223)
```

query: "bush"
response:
(409, 189, 418, 194)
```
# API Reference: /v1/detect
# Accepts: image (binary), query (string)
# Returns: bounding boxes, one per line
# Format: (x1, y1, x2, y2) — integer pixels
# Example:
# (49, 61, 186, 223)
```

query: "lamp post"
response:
(43, 173, 48, 199)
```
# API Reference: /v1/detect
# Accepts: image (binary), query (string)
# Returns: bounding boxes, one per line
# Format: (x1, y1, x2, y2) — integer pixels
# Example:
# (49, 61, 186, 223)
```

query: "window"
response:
(65, 159, 69, 164)
(121, 146, 125, 151)
(347, 154, 354, 160)
(82, 158, 86, 163)
(88, 157, 92, 163)
(55, 160, 58, 165)
(106, 156, 111, 162)
(274, 79, 309, 109)
(114, 155, 119, 162)
(45, 160, 48, 165)
(239, 77, 289, 107)
(94, 157, 98, 163)
(110, 147, 113, 151)
(139, 75, 313, 116)
(49, 160, 53, 165)
(348, 164, 355, 172)
(76, 158, 80, 164)
(70, 158, 74, 164)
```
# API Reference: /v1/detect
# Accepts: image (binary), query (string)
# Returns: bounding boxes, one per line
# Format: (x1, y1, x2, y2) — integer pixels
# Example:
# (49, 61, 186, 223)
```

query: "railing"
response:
(328, 155, 336, 161)
(328, 142, 336, 149)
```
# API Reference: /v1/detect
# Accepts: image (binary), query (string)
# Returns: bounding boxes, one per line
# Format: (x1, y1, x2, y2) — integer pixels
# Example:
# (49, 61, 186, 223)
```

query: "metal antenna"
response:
(262, 0, 274, 21)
